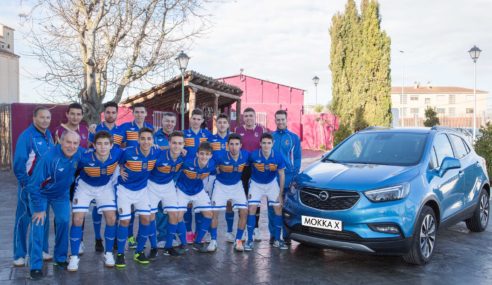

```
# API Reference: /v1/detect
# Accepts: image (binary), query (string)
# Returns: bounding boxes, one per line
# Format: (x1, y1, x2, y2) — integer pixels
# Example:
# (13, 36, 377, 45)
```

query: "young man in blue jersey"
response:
(147, 131, 186, 257)
(13, 106, 54, 267)
(67, 131, 122, 271)
(115, 127, 159, 268)
(269, 109, 301, 245)
(244, 133, 287, 251)
(210, 133, 249, 252)
(175, 142, 215, 253)
(26, 131, 82, 280)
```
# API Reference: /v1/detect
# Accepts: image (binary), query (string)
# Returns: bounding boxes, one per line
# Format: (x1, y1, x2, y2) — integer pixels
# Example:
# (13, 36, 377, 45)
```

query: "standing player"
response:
(26, 131, 82, 280)
(244, 133, 287, 251)
(67, 131, 121, 271)
(13, 106, 54, 266)
(210, 133, 249, 252)
(235, 107, 264, 241)
(54, 103, 89, 149)
(271, 110, 301, 245)
(115, 128, 159, 268)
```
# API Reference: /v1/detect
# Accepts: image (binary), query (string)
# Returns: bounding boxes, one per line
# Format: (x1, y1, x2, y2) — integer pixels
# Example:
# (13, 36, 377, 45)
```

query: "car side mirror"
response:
(438, 157, 461, 177)
(321, 150, 331, 160)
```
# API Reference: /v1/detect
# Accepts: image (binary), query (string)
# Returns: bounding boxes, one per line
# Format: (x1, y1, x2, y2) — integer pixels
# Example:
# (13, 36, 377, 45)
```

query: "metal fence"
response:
(0, 104, 12, 170)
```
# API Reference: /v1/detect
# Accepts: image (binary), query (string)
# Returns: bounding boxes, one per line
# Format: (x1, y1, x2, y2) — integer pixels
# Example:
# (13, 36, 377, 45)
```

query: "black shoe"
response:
(269, 236, 275, 245)
(30, 270, 43, 280)
(133, 251, 150, 265)
(284, 238, 292, 245)
(163, 247, 183, 256)
(149, 248, 158, 260)
(192, 242, 209, 253)
(53, 261, 69, 269)
(115, 253, 126, 269)
(95, 239, 104, 253)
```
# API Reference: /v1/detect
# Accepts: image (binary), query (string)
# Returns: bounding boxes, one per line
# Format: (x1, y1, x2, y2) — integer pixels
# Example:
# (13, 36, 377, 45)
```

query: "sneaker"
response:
(43, 251, 53, 261)
(95, 239, 104, 252)
(127, 236, 137, 249)
(192, 242, 209, 253)
(273, 240, 288, 250)
(30, 269, 43, 280)
(253, 228, 262, 241)
(163, 247, 183, 256)
(53, 261, 69, 269)
(244, 240, 254, 251)
(179, 244, 189, 252)
(172, 238, 181, 247)
(115, 253, 126, 268)
(13, 257, 25, 267)
(104, 252, 115, 267)
(186, 232, 195, 244)
(203, 232, 211, 243)
(284, 238, 292, 245)
(67, 256, 79, 272)
(157, 241, 166, 249)
(234, 240, 244, 252)
(79, 241, 85, 255)
(269, 236, 275, 245)
(149, 248, 158, 260)
(225, 232, 235, 243)
(207, 240, 217, 252)
(133, 251, 149, 265)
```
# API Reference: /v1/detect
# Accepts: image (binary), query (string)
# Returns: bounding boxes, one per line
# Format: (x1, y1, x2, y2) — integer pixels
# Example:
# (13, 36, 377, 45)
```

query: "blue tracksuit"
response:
(26, 145, 81, 270)
(269, 128, 301, 238)
(12, 124, 53, 260)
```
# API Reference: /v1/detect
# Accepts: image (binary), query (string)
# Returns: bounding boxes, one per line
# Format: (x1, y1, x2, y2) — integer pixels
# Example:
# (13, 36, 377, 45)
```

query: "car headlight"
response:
(364, 184, 410, 202)
(289, 182, 301, 194)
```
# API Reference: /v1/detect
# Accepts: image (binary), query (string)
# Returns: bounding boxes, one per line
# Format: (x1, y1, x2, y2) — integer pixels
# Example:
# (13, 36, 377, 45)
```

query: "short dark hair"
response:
(169, 131, 184, 141)
(163, 112, 177, 118)
(94, 130, 113, 144)
(33, 106, 50, 117)
(138, 127, 153, 137)
(103, 101, 118, 111)
(191, 109, 204, 117)
(243, 107, 255, 114)
(132, 103, 146, 111)
(228, 133, 242, 143)
(217, 113, 229, 121)
(198, 141, 212, 153)
(67, 102, 83, 114)
(261, 132, 273, 142)
(275, 109, 287, 117)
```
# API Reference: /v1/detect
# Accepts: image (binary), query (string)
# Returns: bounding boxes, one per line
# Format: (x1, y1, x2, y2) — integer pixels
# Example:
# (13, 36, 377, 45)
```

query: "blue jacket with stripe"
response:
(272, 128, 302, 187)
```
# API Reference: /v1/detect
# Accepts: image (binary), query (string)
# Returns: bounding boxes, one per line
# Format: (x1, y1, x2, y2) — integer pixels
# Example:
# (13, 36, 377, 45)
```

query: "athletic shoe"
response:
(95, 239, 104, 252)
(133, 251, 149, 265)
(42, 251, 53, 261)
(207, 240, 217, 252)
(179, 244, 189, 252)
(157, 241, 166, 249)
(30, 269, 43, 280)
(186, 232, 195, 244)
(79, 241, 85, 255)
(225, 232, 235, 243)
(269, 236, 275, 245)
(149, 248, 158, 260)
(203, 232, 211, 243)
(284, 238, 292, 245)
(253, 228, 262, 241)
(104, 252, 115, 267)
(67, 256, 79, 272)
(127, 236, 137, 249)
(244, 240, 254, 251)
(273, 240, 288, 250)
(115, 253, 126, 268)
(234, 240, 244, 252)
(53, 261, 69, 269)
(13, 257, 25, 267)
(192, 242, 209, 253)
(163, 247, 183, 256)
(172, 238, 181, 247)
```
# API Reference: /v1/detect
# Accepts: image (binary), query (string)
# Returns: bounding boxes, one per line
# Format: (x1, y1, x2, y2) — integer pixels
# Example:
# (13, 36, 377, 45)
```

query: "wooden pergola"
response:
(121, 71, 243, 131)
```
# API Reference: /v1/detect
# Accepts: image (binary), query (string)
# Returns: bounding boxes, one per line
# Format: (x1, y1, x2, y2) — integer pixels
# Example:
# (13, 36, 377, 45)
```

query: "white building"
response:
(0, 24, 19, 103)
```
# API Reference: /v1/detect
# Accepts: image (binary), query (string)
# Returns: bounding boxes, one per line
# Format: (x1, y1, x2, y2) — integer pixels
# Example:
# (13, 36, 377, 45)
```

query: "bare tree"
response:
(22, 0, 210, 123)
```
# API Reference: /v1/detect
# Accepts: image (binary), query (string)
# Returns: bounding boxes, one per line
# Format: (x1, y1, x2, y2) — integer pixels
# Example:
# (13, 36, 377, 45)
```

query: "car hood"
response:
(296, 161, 420, 191)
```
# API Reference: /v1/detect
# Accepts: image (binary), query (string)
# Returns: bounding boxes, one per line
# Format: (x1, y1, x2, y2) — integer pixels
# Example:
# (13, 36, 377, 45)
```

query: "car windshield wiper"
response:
(322, 157, 340, 163)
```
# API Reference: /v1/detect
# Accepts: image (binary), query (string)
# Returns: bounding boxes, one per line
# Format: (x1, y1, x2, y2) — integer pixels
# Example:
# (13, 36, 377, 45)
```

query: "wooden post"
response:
(213, 94, 219, 133)
(188, 87, 197, 122)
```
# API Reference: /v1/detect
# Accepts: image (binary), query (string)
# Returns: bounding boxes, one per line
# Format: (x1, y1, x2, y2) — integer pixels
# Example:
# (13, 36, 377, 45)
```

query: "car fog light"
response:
(369, 224, 401, 235)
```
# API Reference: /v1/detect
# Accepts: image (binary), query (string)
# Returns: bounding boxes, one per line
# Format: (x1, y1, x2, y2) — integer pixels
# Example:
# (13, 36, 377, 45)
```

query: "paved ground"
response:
(1, 150, 492, 284)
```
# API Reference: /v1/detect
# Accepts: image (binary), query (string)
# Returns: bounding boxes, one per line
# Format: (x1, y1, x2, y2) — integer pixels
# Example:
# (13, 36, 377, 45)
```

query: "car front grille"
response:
(299, 187, 360, 210)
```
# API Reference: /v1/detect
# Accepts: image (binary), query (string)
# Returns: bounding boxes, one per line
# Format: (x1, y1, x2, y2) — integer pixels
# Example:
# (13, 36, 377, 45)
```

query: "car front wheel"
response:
(465, 188, 490, 232)
(403, 205, 437, 265)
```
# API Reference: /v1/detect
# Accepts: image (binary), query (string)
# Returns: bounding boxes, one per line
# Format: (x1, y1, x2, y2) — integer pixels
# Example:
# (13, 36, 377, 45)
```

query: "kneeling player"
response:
(210, 133, 249, 252)
(68, 131, 121, 271)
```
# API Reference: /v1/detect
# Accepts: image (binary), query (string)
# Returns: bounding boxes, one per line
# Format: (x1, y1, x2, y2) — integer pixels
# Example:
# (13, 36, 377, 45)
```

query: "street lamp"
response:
(468, 45, 481, 141)
(312, 76, 319, 105)
(176, 50, 190, 129)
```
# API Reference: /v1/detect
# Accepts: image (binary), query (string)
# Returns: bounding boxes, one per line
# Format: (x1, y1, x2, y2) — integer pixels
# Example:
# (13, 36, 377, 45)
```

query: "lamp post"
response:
(176, 51, 190, 129)
(312, 76, 319, 105)
(468, 45, 481, 141)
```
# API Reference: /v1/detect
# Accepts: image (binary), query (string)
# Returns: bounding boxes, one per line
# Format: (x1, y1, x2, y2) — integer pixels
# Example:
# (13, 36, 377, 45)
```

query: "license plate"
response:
(301, 215, 342, 232)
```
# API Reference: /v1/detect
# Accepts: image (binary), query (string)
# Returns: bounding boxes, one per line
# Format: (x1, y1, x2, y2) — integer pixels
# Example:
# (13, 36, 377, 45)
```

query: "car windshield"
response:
(324, 132, 428, 166)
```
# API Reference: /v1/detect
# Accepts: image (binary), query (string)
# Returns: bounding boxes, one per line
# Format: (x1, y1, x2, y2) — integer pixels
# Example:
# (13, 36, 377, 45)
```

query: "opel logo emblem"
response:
(318, 191, 329, 201)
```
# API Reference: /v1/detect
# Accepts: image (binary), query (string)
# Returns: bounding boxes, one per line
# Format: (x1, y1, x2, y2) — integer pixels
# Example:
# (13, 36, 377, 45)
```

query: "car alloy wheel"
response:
(419, 214, 436, 259)
(480, 193, 489, 228)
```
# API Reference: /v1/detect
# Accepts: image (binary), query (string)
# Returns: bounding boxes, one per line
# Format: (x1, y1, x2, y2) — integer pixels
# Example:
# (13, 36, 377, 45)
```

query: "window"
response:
(449, 134, 469, 159)
(466, 108, 474, 114)
(437, 108, 445, 114)
(410, 95, 418, 101)
(433, 134, 454, 167)
(410, 108, 419, 114)
(429, 148, 438, 169)
(425, 98, 431, 104)
(449, 94, 456, 104)
(448, 107, 456, 116)
(401, 94, 407, 104)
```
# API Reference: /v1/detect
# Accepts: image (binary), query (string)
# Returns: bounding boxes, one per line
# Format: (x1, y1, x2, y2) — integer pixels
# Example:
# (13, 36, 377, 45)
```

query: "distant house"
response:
(0, 24, 19, 104)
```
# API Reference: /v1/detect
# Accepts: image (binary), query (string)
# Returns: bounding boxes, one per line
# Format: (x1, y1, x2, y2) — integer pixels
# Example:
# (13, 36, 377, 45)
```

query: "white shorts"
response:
(203, 175, 216, 197)
(211, 181, 248, 210)
(73, 179, 116, 213)
(176, 188, 213, 212)
(147, 180, 183, 214)
(248, 179, 280, 206)
(115, 184, 151, 219)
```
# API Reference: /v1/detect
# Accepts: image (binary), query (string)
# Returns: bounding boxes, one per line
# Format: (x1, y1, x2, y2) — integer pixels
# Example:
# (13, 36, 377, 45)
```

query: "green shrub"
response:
(474, 123, 492, 179)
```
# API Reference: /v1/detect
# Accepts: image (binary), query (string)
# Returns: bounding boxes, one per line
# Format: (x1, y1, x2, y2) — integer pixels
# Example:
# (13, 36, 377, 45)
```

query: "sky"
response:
(1, 0, 491, 106)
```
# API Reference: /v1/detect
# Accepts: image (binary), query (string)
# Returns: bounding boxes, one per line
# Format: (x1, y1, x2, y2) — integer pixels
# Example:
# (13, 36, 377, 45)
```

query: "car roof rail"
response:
(363, 126, 390, 131)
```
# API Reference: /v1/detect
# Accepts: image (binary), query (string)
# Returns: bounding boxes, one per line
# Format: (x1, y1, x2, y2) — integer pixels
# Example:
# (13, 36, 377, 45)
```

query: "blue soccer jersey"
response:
(209, 132, 229, 160)
(183, 128, 212, 160)
(216, 150, 249, 186)
(149, 149, 184, 185)
(88, 122, 124, 148)
(118, 146, 159, 191)
(120, 121, 154, 148)
(176, 158, 215, 195)
(78, 148, 123, 187)
(249, 149, 286, 184)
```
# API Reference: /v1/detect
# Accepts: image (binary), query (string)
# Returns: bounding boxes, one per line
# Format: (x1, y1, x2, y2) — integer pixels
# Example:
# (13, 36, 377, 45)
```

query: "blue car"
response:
(283, 127, 490, 265)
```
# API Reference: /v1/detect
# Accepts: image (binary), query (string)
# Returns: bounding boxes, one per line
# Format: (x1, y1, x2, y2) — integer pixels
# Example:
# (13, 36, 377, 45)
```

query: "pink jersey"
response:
(235, 125, 264, 152)
(54, 124, 89, 149)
